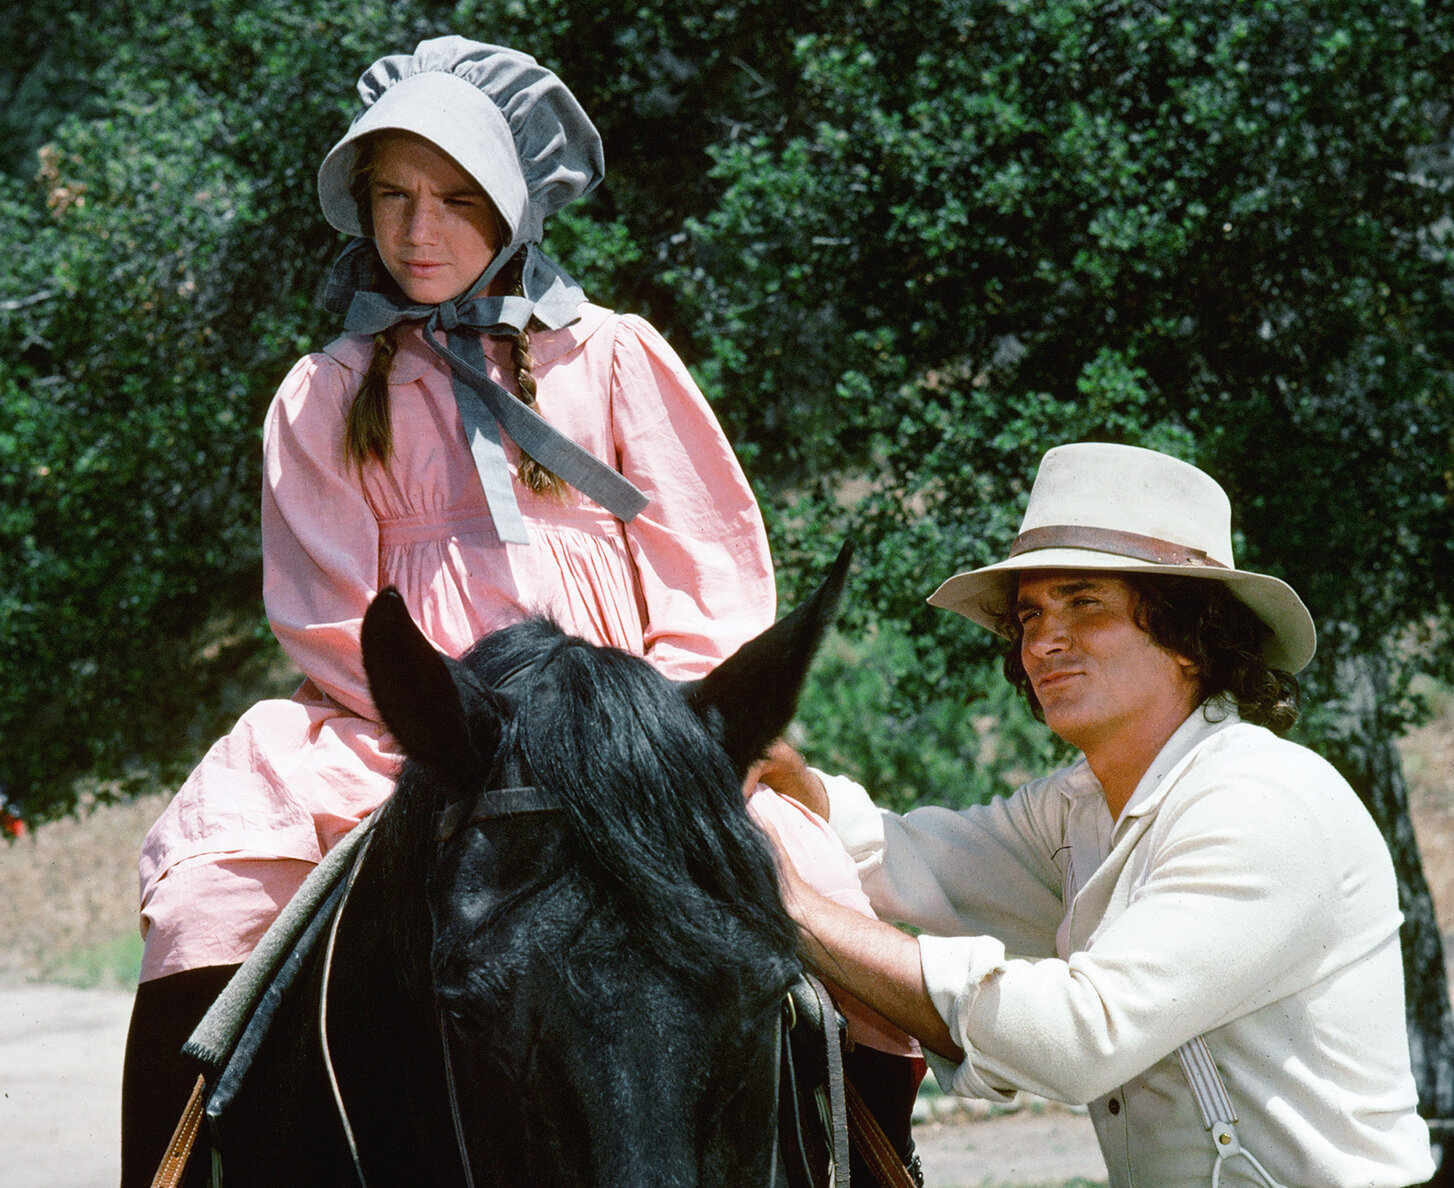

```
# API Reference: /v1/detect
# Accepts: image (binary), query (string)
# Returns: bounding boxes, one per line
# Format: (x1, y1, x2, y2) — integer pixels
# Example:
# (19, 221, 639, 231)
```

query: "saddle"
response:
(779, 973, 923, 1188)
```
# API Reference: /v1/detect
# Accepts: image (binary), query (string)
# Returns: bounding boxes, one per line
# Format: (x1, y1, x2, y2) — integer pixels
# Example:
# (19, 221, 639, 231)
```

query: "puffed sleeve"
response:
(261, 352, 381, 721)
(606, 315, 776, 678)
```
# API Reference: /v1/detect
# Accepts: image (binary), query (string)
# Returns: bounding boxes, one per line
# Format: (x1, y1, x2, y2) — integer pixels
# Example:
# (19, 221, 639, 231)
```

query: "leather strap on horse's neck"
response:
(800, 974, 851, 1180)
(319, 828, 378, 1187)
(148, 1074, 207, 1188)
(788, 971, 921, 1188)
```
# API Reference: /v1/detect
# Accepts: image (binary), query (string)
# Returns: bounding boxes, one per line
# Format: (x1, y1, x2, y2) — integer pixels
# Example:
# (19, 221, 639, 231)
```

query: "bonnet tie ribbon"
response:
(345, 289, 648, 546)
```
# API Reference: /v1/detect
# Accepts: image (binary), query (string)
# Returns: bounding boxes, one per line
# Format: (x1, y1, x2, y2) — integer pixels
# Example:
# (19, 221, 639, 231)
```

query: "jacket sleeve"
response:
(606, 314, 775, 678)
(824, 769, 1072, 959)
(920, 746, 1388, 1104)
(261, 352, 382, 721)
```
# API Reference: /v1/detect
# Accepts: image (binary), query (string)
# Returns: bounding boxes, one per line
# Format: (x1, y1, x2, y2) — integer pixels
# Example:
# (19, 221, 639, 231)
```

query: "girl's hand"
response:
(744, 739, 830, 819)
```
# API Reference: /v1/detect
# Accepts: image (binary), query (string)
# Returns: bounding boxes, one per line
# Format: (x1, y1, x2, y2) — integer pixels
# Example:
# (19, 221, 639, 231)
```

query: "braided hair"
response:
(502, 253, 564, 497)
(344, 139, 398, 468)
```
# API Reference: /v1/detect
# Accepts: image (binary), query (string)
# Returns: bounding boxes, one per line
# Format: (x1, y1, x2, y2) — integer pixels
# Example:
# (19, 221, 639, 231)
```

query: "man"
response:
(759, 442, 1432, 1187)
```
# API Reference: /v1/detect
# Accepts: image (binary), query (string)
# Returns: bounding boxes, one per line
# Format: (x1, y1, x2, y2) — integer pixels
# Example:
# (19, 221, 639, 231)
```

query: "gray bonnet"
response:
(318, 37, 604, 247)
(313, 39, 644, 547)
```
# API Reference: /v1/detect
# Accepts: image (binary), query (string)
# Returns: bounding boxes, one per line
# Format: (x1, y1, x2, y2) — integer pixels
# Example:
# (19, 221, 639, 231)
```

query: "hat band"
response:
(1008, 525, 1228, 569)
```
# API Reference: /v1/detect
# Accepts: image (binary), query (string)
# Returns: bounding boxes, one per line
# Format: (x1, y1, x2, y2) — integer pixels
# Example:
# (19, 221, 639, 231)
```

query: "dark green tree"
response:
(2, 0, 1451, 1147)
(669, 0, 1454, 1132)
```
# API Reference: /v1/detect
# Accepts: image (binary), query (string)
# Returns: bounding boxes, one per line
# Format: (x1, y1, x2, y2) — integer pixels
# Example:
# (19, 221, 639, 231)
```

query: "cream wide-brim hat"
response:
(926, 442, 1316, 672)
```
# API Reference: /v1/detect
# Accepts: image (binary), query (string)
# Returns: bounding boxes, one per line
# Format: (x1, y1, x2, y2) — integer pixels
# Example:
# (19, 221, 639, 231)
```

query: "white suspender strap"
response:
(1177, 1035, 1237, 1129)
(1060, 839, 1288, 1187)
(1175, 1035, 1288, 1188)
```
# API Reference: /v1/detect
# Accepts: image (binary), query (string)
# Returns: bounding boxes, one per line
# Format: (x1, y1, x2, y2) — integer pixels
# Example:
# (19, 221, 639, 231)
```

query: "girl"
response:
(120, 36, 918, 1187)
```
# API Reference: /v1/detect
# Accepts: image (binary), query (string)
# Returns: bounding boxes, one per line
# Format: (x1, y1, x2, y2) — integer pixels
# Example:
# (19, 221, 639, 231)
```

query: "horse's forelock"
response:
(516, 642, 799, 988)
(372, 618, 797, 1005)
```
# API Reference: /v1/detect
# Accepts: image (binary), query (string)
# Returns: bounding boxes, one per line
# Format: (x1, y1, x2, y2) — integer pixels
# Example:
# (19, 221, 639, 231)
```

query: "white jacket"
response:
(824, 706, 1433, 1187)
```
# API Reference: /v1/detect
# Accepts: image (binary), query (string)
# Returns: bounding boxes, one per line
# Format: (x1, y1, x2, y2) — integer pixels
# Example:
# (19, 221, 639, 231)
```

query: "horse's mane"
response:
(370, 618, 800, 998)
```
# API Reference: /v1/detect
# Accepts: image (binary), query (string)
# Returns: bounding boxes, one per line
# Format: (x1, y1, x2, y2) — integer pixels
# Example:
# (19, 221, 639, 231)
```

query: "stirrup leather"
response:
(148, 1073, 206, 1188)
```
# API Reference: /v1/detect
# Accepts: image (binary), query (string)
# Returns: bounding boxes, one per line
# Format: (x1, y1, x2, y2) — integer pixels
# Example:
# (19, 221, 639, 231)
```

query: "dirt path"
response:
(0, 978, 1104, 1188)
(2, 981, 130, 1188)
(915, 1105, 1105, 1187)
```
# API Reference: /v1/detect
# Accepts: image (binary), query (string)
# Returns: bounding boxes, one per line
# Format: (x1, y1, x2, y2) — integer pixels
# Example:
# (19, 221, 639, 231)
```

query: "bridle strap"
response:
(438, 1012, 481, 1188)
(432, 782, 562, 1185)
(435, 785, 563, 842)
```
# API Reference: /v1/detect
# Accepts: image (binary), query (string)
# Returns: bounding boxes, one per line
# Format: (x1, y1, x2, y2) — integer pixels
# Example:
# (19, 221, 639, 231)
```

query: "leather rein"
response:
(319, 784, 563, 1188)
(437, 785, 564, 1188)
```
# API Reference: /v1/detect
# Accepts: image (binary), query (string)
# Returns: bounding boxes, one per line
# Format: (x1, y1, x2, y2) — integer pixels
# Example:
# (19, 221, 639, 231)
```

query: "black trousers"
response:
(119, 964, 238, 1188)
(844, 1044, 926, 1186)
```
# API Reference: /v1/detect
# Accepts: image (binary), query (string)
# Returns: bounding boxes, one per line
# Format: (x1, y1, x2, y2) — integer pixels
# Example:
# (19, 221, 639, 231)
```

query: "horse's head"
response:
(359, 545, 852, 1185)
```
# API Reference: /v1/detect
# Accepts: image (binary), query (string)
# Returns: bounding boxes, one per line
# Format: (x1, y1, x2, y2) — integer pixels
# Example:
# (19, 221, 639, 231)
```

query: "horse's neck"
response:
(322, 845, 462, 1180)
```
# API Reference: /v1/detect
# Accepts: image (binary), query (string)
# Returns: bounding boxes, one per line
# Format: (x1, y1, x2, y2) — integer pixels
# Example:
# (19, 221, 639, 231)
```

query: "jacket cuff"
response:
(919, 934, 1020, 1103)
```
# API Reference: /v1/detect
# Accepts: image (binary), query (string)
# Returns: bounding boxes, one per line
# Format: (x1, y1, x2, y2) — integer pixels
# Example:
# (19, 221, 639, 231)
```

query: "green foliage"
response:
(793, 623, 1073, 812)
(42, 930, 145, 990)
(672, 0, 1454, 735)
(0, 0, 394, 817)
(3, 0, 1452, 833)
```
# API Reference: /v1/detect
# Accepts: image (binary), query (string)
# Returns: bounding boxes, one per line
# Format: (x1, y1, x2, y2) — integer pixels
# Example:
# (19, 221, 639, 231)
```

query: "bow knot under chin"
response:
(339, 286, 647, 545)
(436, 300, 462, 332)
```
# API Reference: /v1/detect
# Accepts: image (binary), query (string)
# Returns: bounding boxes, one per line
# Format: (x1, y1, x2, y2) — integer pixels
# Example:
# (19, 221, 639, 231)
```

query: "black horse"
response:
(190, 548, 851, 1186)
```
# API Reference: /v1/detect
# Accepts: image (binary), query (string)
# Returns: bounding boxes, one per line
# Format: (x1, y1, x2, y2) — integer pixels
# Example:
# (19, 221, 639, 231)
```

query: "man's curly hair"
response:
(996, 573, 1300, 734)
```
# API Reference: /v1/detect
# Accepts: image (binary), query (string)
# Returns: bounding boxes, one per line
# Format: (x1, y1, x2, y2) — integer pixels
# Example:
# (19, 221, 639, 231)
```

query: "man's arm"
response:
(752, 742, 1071, 956)
(759, 812, 964, 1062)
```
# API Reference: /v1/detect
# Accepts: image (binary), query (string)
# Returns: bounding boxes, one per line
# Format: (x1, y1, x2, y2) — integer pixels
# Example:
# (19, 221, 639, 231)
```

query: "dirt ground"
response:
(2, 698, 1450, 1187)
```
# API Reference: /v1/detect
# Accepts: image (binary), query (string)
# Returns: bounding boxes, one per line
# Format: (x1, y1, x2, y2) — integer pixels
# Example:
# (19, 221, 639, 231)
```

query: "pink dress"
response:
(137, 303, 914, 1055)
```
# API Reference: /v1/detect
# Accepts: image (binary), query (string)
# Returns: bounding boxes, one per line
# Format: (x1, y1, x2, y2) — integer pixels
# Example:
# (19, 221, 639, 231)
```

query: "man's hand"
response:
(754, 809, 965, 1063)
(744, 739, 830, 818)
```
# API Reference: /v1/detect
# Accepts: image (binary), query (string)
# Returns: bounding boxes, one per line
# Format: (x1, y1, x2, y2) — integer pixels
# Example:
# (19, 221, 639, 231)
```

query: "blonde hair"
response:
(342, 133, 564, 498)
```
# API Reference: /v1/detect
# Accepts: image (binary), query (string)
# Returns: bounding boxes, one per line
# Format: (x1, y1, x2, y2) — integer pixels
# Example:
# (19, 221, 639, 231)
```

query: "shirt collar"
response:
(1116, 697, 1242, 825)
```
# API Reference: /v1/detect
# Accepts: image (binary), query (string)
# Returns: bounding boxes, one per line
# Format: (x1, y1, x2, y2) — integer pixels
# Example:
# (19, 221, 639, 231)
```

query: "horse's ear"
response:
(685, 542, 852, 777)
(362, 588, 501, 768)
